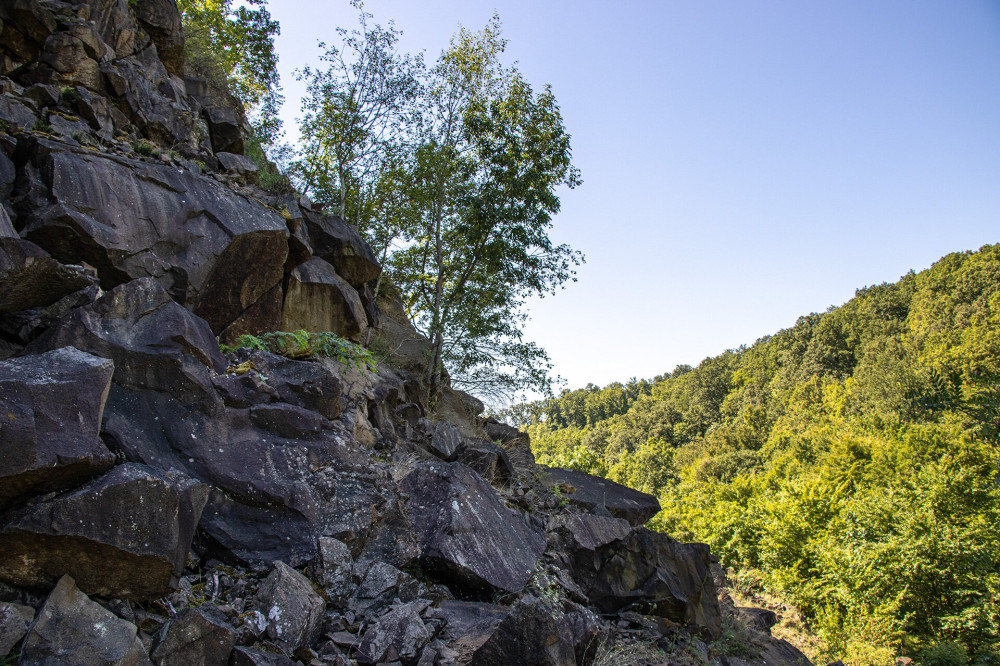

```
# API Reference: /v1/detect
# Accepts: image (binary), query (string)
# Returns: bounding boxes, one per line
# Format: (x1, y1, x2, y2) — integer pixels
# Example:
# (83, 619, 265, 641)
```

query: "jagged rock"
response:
(21, 82, 60, 108)
(430, 598, 575, 666)
(203, 105, 243, 154)
(150, 606, 237, 666)
(0, 346, 115, 510)
(735, 606, 778, 635)
(215, 350, 344, 419)
(428, 601, 508, 655)
(0, 463, 209, 600)
(282, 257, 368, 342)
(0, 208, 15, 238)
(400, 462, 545, 596)
(0, 0, 57, 69)
(540, 466, 661, 527)
(467, 597, 575, 666)
(424, 420, 463, 461)
(312, 537, 353, 603)
(550, 513, 633, 551)
(483, 419, 530, 448)
(216, 151, 258, 177)
(0, 601, 34, 655)
(39, 23, 105, 90)
(0, 237, 98, 313)
(0, 93, 36, 129)
(567, 527, 722, 639)
(554, 603, 603, 665)
(229, 647, 298, 666)
(255, 562, 325, 653)
(457, 439, 514, 487)
(302, 209, 381, 288)
(134, 0, 185, 77)
(0, 283, 100, 344)
(357, 602, 431, 664)
(16, 137, 288, 335)
(26, 278, 226, 405)
(20, 575, 151, 666)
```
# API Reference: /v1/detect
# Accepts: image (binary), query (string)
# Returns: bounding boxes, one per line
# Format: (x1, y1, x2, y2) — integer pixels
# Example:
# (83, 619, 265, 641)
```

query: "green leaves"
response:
(220, 330, 376, 372)
(518, 244, 1000, 661)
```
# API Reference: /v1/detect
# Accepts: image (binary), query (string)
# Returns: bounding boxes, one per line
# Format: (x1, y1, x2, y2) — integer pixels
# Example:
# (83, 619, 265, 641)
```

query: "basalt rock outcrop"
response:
(0, 2, 811, 664)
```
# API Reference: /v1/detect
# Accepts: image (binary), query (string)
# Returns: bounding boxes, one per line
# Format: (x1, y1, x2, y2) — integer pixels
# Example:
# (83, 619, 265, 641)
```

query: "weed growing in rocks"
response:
(221, 330, 377, 372)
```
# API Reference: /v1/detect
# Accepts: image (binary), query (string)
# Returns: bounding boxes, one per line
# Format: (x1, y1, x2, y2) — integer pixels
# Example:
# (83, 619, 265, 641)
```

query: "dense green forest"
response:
(513, 245, 1000, 665)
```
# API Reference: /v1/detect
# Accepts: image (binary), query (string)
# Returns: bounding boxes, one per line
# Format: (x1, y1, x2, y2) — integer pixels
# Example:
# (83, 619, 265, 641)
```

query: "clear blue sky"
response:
(268, 0, 1000, 392)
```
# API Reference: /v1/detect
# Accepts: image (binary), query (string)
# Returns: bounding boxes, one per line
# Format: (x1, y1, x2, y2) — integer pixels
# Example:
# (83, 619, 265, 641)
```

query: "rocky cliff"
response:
(0, 2, 807, 665)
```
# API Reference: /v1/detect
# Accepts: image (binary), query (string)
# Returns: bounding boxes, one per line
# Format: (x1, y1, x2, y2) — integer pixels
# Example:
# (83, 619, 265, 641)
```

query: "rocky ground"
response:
(0, 1, 816, 664)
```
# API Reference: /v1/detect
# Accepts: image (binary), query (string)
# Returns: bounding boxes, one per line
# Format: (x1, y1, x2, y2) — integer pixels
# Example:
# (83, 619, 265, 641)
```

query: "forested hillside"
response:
(516, 244, 1000, 664)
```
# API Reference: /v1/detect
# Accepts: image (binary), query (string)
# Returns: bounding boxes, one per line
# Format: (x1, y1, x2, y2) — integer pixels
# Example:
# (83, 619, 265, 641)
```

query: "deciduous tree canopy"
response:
(520, 244, 1000, 664)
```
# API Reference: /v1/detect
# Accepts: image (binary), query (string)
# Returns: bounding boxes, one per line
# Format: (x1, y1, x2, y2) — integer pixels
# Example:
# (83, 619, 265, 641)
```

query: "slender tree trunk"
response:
(426, 204, 446, 400)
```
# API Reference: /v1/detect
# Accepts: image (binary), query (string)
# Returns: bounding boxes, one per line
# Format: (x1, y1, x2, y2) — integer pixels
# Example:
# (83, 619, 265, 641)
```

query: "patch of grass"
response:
(221, 330, 377, 372)
(591, 637, 667, 666)
(60, 86, 81, 104)
(131, 139, 159, 157)
(31, 117, 52, 133)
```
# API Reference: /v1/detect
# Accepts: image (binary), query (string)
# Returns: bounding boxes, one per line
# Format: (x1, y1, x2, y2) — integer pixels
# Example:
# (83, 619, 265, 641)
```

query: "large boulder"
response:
(0, 463, 209, 600)
(429, 598, 575, 666)
(466, 597, 575, 666)
(255, 562, 325, 654)
(19, 575, 151, 666)
(15, 137, 288, 336)
(400, 462, 545, 596)
(281, 257, 368, 342)
(302, 209, 380, 288)
(0, 346, 115, 510)
(540, 466, 661, 526)
(26, 278, 226, 406)
(357, 601, 431, 664)
(566, 527, 721, 639)
(150, 606, 236, 666)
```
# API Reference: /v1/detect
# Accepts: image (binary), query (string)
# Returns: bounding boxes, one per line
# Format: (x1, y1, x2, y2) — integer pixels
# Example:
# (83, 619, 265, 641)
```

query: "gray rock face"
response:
(16, 138, 288, 336)
(282, 257, 368, 342)
(302, 210, 380, 288)
(0, 601, 34, 656)
(0, 463, 209, 600)
(0, 237, 98, 313)
(540, 466, 661, 526)
(400, 462, 545, 596)
(255, 562, 325, 653)
(0, 346, 115, 510)
(150, 606, 236, 666)
(567, 527, 722, 639)
(20, 575, 151, 666)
